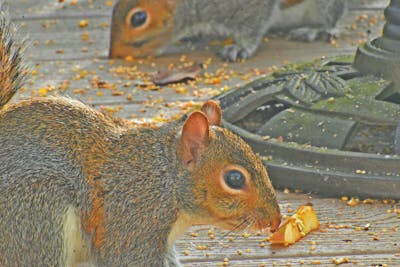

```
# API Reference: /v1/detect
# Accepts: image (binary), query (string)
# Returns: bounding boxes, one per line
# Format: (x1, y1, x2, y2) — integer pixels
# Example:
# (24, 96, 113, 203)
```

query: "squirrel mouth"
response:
(128, 34, 157, 48)
(251, 215, 281, 233)
(130, 38, 152, 48)
(222, 214, 281, 234)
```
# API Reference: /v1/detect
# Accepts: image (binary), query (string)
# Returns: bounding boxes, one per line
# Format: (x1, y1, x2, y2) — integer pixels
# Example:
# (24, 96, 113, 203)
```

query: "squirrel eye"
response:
(224, 170, 246, 190)
(130, 10, 148, 28)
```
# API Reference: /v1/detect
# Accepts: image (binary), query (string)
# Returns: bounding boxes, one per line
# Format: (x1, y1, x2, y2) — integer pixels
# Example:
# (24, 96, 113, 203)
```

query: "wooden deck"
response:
(7, 0, 400, 266)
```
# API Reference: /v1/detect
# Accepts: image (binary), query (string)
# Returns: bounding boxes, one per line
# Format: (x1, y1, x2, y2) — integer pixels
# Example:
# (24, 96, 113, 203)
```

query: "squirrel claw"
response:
(219, 45, 250, 62)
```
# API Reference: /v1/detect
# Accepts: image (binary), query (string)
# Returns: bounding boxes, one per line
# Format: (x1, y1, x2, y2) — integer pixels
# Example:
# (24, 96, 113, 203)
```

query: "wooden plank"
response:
(348, 0, 390, 10)
(6, 0, 386, 123)
(16, 57, 248, 105)
(7, 6, 386, 118)
(5, 1, 400, 265)
(7, 8, 386, 62)
(7, 0, 112, 20)
(181, 254, 400, 267)
(8, 8, 385, 121)
(173, 192, 400, 262)
(14, 17, 110, 61)
(6, 0, 389, 19)
(12, 6, 387, 111)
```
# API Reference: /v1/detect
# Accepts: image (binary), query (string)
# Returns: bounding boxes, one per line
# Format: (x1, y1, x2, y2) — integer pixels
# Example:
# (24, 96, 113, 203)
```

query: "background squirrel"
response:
(110, 0, 347, 61)
(0, 10, 281, 267)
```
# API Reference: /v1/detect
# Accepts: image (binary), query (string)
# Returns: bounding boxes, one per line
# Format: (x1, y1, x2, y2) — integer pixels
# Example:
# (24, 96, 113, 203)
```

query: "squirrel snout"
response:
(269, 214, 282, 233)
(251, 207, 281, 233)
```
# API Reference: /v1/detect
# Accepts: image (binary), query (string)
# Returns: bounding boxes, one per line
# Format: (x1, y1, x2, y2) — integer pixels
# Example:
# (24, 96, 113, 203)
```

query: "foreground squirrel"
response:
(110, 0, 347, 61)
(0, 12, 281, 267)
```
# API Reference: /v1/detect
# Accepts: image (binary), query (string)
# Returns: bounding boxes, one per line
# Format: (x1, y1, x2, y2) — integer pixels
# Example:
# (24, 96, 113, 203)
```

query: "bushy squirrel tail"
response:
(0, 5, 28, 109)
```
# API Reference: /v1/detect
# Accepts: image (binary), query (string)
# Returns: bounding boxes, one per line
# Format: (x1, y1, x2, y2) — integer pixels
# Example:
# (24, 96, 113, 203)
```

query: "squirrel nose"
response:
(269, 214, 282, 233)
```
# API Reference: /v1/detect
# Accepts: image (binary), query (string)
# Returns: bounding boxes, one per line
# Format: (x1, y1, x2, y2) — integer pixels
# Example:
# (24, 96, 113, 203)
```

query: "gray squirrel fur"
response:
(174, 0, 347, 60)
(0, 7, 281, 266)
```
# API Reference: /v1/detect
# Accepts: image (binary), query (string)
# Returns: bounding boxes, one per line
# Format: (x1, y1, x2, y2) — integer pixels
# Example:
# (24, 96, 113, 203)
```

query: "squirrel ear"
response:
(200, 100, 222, 126)
(179, 111, 210, 168)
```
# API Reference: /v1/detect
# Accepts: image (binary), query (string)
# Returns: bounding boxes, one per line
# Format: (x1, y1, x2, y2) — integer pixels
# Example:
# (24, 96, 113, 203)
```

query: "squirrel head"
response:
(176, 101, 281, 233)
(110, 0, 176, 58)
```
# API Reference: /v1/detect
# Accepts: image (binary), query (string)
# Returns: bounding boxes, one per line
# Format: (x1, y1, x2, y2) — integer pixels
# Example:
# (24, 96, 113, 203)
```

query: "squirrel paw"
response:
(288, 27, 340, 42)
(219, 45, 250, 62)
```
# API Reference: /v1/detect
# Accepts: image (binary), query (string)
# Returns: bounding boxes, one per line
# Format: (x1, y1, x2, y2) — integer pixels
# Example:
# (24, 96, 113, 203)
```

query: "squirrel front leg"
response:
(218, 0, 280, 61)
(164, 246, 182, 267)
(219, 21, 274, 62)
(219, 32, 264, 62)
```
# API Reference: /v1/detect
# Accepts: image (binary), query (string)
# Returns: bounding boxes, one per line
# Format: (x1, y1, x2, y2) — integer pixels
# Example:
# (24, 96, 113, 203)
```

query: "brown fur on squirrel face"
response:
(109, 0, 347, 61)
(177, 102, 281, 233)
(110, 0, 176, 58)
(0, 11, 281, 265)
